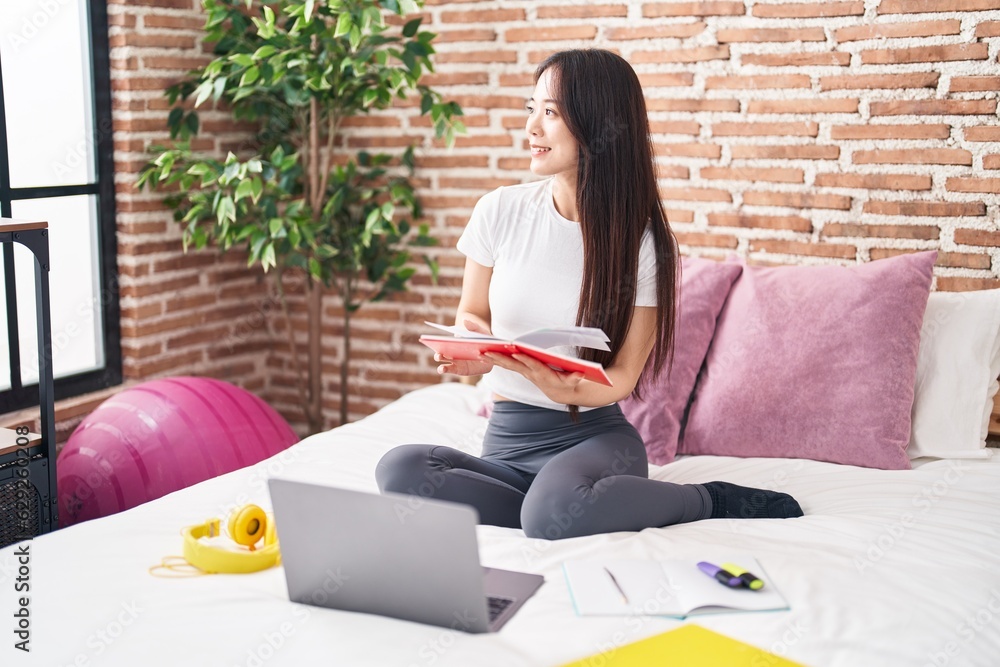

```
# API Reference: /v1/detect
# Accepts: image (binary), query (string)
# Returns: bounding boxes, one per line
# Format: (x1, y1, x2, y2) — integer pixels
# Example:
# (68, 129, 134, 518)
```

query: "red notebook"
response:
(419, 322, 613, 387)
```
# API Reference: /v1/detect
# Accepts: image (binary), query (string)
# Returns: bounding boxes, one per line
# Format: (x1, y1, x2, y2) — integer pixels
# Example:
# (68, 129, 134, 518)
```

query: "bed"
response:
(2, 379, 1000, 667)
(5, 249, 1000, 666)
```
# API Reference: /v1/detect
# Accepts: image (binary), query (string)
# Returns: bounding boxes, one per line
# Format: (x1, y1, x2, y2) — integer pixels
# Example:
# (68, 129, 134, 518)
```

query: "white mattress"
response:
(3, 382, 1000, 666)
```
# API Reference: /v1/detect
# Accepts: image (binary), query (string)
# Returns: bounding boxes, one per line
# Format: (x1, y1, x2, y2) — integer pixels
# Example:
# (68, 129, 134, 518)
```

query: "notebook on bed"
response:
(268, 479, 545, 633)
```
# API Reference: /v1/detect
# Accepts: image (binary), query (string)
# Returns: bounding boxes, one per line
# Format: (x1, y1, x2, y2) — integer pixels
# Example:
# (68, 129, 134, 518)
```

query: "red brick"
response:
(707, 213, 812, 232)
(753, 1, 863, 17)
(717, 28, 825, 42)
(434, 29, 498, 43)
(661, 187, 733, 202)
(863, 201, 985, 217)
(880, 0, 1000, 12)
(976, 21, 1000, 37)
(853, 149, 972, 165)
(712, 122, 819, 137)
(946, 178, 1000, 194)
(649, 120, 700, 135)
(821, 223, 939, 240)
(937, 276, 1000, 291)
(750, 239, 857, 259)
(440, 8, 525, 22)
(820, 72, 939, 90)
(439, 177, 521, 190)
(861, 44, 989, 65)
(607, 23, 706, 40)
(434, 50, 518, 64)
(742, 52, 851, 66)
(420, 72, 490, 87)
(637, 73, 696, 88)
(955, 228, 1000, 247)
(965, 127, 1000, 142)
(632, 46, 730, 63)
(870, 100, 996, 116)
(731, 145, 840, 160)
(835, 19, 961, 42)
(984, 155, 1000, 170)
(648, 99, 740, 112)
(746, 99, 858, 114)
(498, 73, 535, 88)
(505, 26, 597, 42)
(642, 2, 746, 16)
(950, 77, 1000, 93)
(743, 191, 852, 210)
(705, 75, 811, 89)
(537, 4, 628, 18)
(814, 173, 932, 190)
(675, 232, 740, 248)
(143, 14, 205, 30)
(701, 167, 804, 183)
(654, 143, 723, 158)
(831, 124, 950, 139)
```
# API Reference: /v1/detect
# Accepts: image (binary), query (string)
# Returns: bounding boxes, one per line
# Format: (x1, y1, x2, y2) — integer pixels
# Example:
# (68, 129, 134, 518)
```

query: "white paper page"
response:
(423, 321, 498, 340)
(513, 327, 611, 351)
(670, 556, 788, 616)
(564, 556, 787, 618)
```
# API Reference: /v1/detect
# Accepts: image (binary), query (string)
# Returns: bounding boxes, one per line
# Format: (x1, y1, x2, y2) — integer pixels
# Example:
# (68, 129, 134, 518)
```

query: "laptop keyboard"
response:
(487, 595, 514, 622)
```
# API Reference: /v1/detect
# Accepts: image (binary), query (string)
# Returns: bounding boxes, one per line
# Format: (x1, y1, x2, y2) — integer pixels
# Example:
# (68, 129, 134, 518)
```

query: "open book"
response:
(563, 555, 788, 618)
(419, 322, 613, 387)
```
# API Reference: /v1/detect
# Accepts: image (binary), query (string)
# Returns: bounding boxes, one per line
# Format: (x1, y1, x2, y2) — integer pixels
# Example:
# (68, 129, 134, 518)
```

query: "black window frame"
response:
(0, 0, 120, 414)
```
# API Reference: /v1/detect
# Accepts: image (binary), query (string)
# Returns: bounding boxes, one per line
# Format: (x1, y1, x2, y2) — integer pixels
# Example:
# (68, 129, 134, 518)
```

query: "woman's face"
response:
(525, 68, 579, 178)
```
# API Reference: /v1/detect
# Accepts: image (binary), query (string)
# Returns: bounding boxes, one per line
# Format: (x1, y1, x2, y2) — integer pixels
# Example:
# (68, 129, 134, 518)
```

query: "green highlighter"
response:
(721, 562, 764, 590)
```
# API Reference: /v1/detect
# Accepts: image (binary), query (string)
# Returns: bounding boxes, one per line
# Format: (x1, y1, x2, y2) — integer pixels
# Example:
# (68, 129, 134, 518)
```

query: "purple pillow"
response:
(679, 250, 937, 470)
(620, 256, 743, 465)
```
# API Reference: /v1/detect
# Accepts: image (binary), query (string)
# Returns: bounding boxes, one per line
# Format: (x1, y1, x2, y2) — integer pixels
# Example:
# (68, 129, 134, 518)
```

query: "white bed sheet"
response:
(2, 382, 1000, 667)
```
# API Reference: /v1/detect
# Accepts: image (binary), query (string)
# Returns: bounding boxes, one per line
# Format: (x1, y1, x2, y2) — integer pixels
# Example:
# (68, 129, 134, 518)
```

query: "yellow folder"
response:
(558, 624, 807, 667)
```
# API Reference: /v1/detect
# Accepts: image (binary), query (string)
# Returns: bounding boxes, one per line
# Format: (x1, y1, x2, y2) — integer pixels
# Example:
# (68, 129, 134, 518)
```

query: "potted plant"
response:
(137, 0, 464, 433)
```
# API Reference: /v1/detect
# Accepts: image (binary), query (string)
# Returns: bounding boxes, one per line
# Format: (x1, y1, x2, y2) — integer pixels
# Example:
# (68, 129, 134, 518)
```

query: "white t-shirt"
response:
(456, 177, 658, 411)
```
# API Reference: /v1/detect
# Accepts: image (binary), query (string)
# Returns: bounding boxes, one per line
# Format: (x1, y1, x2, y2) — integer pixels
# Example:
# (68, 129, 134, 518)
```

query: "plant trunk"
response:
(340, 279, 353, 427)
(306, 277, 324, 434)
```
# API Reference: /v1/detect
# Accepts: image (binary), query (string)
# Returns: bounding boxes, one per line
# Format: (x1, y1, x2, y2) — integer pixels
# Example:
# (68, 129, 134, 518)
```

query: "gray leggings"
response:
(375, 401, 712, 540)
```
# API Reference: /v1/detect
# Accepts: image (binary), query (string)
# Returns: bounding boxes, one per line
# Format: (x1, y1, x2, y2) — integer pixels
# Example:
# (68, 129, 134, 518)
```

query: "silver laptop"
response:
(268, 478, 545, 633)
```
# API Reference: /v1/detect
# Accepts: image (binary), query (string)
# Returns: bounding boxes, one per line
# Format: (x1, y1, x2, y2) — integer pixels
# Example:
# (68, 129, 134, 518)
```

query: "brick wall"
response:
(7, 0, 998, 443)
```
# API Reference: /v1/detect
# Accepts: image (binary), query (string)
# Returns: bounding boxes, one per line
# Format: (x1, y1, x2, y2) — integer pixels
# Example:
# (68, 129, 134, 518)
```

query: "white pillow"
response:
(908, 289, 1000, 459)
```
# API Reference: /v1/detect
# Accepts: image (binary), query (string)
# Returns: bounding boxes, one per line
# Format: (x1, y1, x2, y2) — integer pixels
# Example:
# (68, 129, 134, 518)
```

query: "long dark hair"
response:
(534, 49, 678, 418)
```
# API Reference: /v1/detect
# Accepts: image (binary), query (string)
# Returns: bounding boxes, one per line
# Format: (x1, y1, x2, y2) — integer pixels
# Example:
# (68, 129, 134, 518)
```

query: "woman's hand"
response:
(435, 319, 495, 377)
(483, 352, 585, 404)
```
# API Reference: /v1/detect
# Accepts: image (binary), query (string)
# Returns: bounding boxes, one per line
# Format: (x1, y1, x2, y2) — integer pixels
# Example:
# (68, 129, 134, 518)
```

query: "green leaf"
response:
(365, 207, 382, 229)
(335, 12, 352, 37)
(304, 0, 316, 22)
(402, 17, 421, 38)
(217, 195, 236, 225)
(362, 88, 378, 107)
(308, 257, 322, 280)
(420, 94, 433, 115)
(240, 66, 260, 87)
(234, 178, 255, 202)
(269, 218, 283, 237)
(262, 243, 276, 271)
(230, 54, 255, 68)
(194, 81, 213, 107)
(349, 25, 361, 51)
(212, 76, 228, 102)
(252, 45, 276, 60)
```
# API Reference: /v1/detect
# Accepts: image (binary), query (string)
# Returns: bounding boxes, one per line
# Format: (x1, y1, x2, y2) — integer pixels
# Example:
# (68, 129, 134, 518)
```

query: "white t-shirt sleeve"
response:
(635, 229, 658, 307)
(456, 188, 501, 267)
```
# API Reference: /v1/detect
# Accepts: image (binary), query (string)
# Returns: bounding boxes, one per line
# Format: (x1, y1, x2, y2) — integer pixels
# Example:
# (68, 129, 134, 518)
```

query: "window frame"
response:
(0, 0, 120, 413)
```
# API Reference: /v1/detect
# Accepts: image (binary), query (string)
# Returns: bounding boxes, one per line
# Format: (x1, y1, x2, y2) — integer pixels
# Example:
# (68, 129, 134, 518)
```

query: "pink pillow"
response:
(680, 250, 937, 470)
(620, 256, 743, 465)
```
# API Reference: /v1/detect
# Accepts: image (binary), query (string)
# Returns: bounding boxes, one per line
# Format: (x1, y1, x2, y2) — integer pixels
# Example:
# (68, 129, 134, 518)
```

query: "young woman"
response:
(376, 49, 803, 540)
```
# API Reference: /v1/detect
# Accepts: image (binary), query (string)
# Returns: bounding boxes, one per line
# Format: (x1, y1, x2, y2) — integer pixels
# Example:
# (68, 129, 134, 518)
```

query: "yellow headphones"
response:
(150, 504, 281, 576)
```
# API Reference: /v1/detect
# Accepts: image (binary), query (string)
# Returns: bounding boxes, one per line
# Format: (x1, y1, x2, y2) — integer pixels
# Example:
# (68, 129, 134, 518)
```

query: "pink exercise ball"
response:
(57, 376, 299, 526)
